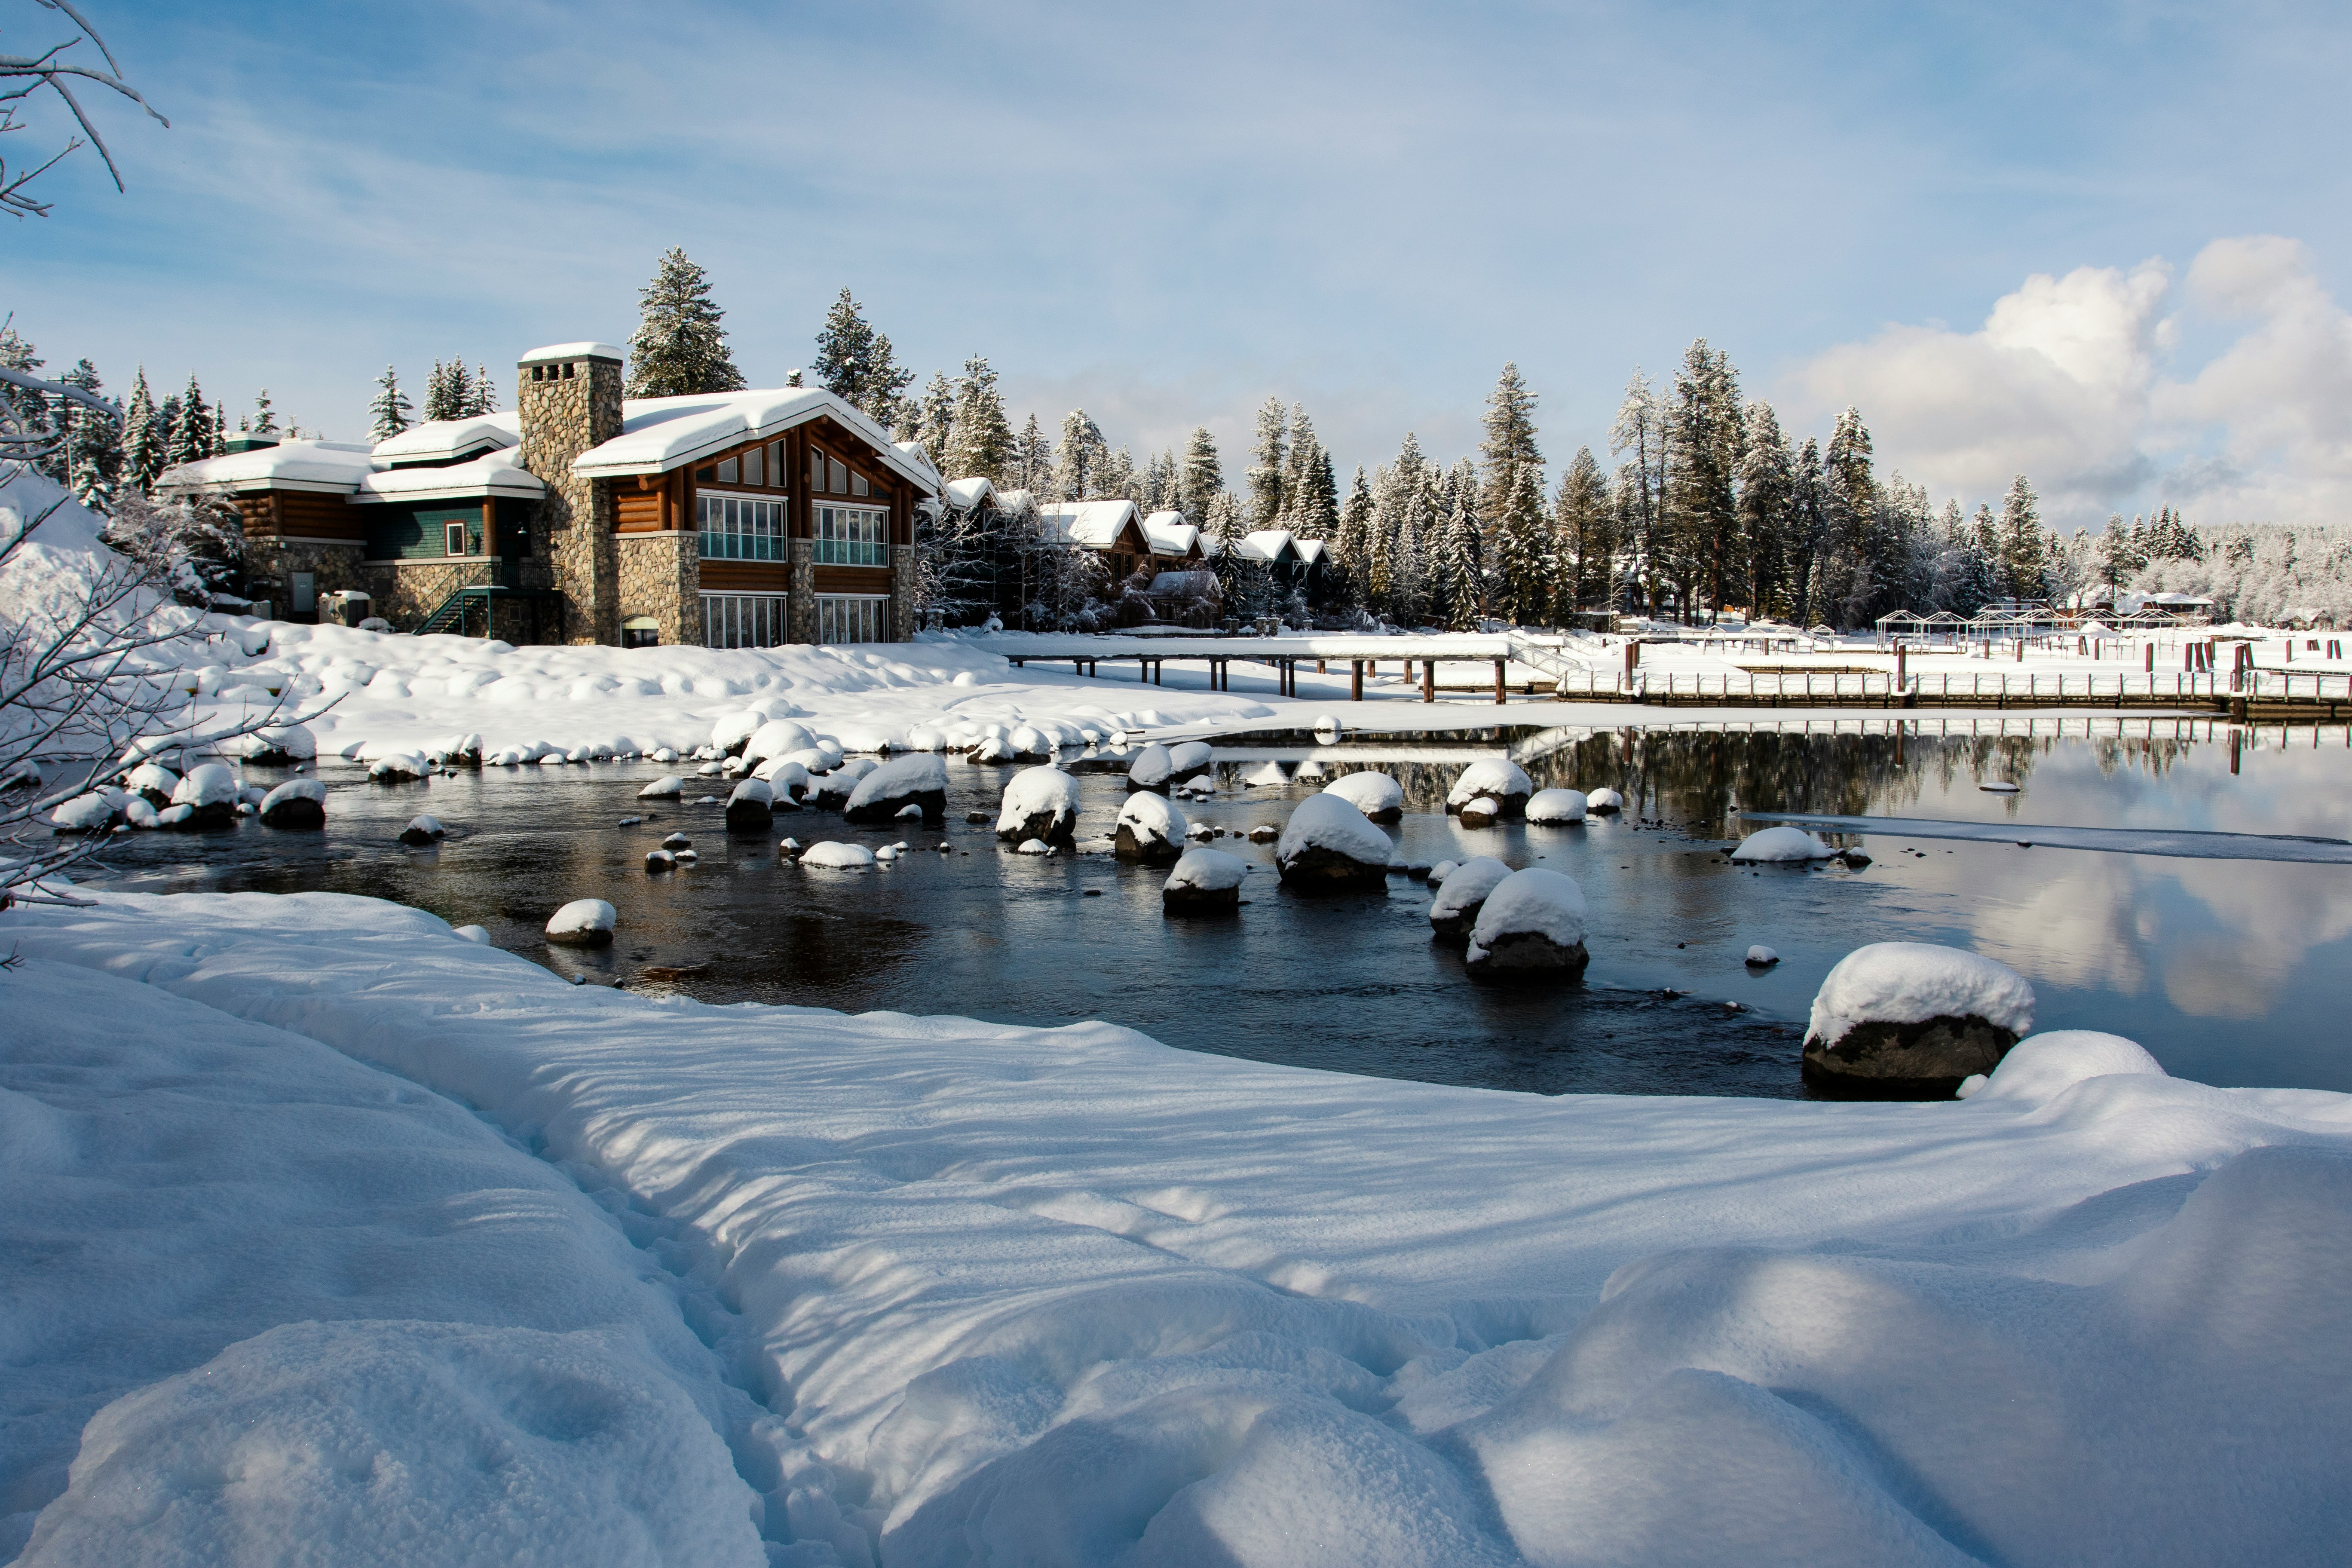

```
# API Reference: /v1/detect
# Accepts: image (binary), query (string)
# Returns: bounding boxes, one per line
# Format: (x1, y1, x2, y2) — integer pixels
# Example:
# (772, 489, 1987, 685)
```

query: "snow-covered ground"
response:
(7, 888, 2352, 1565)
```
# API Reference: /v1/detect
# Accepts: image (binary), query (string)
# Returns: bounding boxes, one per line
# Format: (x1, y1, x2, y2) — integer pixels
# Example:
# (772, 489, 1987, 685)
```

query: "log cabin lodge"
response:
(158, 342, 944, 648)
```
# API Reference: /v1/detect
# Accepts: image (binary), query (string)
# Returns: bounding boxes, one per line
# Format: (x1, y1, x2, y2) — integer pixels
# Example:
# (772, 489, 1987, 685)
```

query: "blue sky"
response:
(11, 0, 2352, 527)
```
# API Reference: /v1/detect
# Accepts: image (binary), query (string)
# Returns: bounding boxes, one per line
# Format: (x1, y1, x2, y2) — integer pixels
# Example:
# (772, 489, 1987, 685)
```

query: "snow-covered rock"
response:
(1585, 786, 1624, 814)
(368, 753, 428, 784)
(1006, 724, 1051, 762)
(661, 832, 691, 850)
(710, 710, 766, 756)
(121, 797, 159, 830)
(1745, 944, 1780, 967)
(1014, 838, 1050, 855)
(800, 841, 876, 871)
(1804, 942, 2036, 1096)
(1275, 793, 1392, 891)
(1166, 740, 1214, 784)
(638, 775, 685, 798)
(1959, 1029, 2166, 1106)
(48, 792, 118, 835)
(1731, 825, 1838, 863)
(844, 753, 949, 825)
(754, 757, 812, 805)
(724, 778, 774, 829)
(1465, 868, 1590, 975)
(645, 849, 676, 872)
(452, 924, 489, 943)
(1526, 787, 1588, 824)
(123, 761, 178, 807)
(232, 723, 317, 765)
(1323, 771, 1403, 824)
(1446, 759, 1533, 818)
(259, 778, 327, 829)
(812, 757, 878, 807)
(744, 719, 817, 764)
(398, 814, 446, 846)
(1126, 743, 1173, 792)
(1428, 855, 1513, 945)
(1163, 847, 1246, 913)
(544, 899, 616, 948)
(166, 763, 241, 829)
(1113, 791, 1186, 866)
(1427, 859, 1459, 886)
(997, 765, 1078, 844)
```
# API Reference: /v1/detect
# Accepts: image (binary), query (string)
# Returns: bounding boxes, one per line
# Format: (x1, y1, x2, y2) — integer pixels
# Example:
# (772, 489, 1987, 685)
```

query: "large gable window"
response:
(815, 503, 888, 566)
(698, 493, 786, 560)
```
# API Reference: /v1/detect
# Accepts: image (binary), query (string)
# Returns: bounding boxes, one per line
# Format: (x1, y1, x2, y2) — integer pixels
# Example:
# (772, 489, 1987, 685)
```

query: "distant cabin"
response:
(157, 342, 941, 649)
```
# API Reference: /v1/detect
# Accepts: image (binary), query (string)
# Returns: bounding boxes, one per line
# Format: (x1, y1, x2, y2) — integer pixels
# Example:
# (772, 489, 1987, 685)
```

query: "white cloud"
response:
(1787, 236, 2352, 530)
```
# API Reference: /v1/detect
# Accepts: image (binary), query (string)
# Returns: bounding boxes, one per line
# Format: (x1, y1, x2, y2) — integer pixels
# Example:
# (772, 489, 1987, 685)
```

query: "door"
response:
(289, 572, 315, 615)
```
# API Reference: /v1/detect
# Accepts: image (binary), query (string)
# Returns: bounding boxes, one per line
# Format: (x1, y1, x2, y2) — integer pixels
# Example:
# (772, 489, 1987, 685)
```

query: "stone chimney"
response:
(518, 341, 625, 645)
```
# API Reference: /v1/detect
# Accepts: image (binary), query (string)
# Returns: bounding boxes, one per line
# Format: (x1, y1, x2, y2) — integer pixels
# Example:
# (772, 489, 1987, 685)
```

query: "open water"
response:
(72, 715, 2352, 1098)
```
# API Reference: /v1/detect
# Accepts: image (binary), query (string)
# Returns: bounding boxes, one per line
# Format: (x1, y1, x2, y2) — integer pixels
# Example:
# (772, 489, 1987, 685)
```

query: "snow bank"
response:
(1525, 787, 1587, 824)
(13, 892, 2352, 1566)
(1731, 824, 1837, 862)
(1963, 1029, 2167, 1106)
(1322, 770, 1404, 823)
(1808, 942, 2036, 1047)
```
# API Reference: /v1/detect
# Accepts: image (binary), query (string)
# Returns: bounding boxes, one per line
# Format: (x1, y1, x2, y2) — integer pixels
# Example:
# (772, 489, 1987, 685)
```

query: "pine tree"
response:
(1736, 401, 1794, 620)
(943, 356, 1013, 482)
(1055, 408, 1108, 499)
(1207, 491, 1253, 612)
(627, 247, 745, 397)
(1492, 460, 1552, 626)
(812, 288, 914, 426)
(469, 365, 497, 416)
(1373, 433, 1432, 624)
(61, 359, 120, 508)
(170, 375, 211, 466)
(2098, 513, 2145, 595)
(368, 365, 413, 443)
(1478, 361, 1543, 523)
(1139, 448, 1179, 515)
(1610, 371, 1665, 617)
(1336, 465, 1375, 607)
(1244, 397, 1288, 527)
(122, 368, 158, 491)
(1999, 475, 2044, 600)
(1787, 438, 1827, 628)
(1178, 425, 1223, 527)
(1664, 341, 1745, 619)
(1097, 444, 1137, 502)
(1008, 413, 1054, 495)
(1552, 447, 1612, 613)
(1436, 468, 1484, 628)
(906, 372, 956, 465)
(251, 388, 278, 435)
(1818, 407, 1879, 626)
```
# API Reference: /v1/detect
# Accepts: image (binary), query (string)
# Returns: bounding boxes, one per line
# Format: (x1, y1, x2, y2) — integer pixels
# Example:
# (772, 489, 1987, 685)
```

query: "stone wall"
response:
(359, 558, 480, 629)
(518, 355, 623, 646)
(618, 532, 701, 647)
(891, 544, 916, 642)
(788, 538, 816, 645)
(243, 539, 366, 612)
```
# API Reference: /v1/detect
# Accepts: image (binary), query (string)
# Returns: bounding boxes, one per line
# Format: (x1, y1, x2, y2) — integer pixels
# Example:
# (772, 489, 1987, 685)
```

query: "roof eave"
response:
(571, 400, 940, 494)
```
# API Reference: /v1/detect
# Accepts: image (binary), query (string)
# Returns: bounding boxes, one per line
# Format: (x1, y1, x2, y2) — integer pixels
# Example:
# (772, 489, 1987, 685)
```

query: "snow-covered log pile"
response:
(843, 754, 948, 825)
(1114, 790, 1185, 865)
(1274, 793, 1393, 891)
(1428, 855, 1513, 944)
(1446, 758, 1532, 821)
(1804, 941, 2037, 1096)
(1162, 847, 1245, 913)
(996, 765, 1078, 844)
(1322, 770, 1403, 823)
(1464, 867, 1590, 976)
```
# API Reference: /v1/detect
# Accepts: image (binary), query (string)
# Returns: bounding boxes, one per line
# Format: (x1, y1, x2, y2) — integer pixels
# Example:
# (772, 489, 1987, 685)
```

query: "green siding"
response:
(366, 503, 484, 560)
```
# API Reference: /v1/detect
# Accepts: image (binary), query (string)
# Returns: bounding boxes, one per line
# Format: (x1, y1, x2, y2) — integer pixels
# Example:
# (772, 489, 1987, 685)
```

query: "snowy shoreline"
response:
(6, 888, 2351, 1564)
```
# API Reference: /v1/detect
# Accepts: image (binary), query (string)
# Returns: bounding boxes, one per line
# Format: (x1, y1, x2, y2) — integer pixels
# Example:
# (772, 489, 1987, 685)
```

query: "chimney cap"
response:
(519, 341, 625, 367)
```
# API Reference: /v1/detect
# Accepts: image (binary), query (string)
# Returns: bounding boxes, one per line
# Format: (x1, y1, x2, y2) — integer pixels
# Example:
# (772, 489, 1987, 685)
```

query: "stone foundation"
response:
(242, 539, 366, 612)
(617, 532, 701, 647)
(891, 543, 916, 642)
(788, 538, 816, 644)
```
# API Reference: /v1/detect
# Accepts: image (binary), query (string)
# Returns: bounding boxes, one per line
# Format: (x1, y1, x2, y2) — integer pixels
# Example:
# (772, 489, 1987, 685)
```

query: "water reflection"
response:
(72, 717, 2352, 1097)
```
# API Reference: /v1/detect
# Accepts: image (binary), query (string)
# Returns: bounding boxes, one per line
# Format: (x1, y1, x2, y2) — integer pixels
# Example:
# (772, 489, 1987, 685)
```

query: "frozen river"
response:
(76, 718, 2352, 1097)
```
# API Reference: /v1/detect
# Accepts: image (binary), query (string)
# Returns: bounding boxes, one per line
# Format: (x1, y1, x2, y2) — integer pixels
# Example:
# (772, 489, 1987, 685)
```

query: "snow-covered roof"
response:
(372, 413, 521, 466)
(943, 476, 996, 512)
(1142, 511, 1199, 557)
(1147, 570, 1219, 595)
(1038, 499, 1139, 550)
(156, 441, 379, 496)
(351, 450, 545, 504)
(570, 387, 937, 495)
(521, 341, 624, 364)
(1241, 528, 1297, 563)
(892, 440, 941, 486)
(1294, 538, 1329, 566)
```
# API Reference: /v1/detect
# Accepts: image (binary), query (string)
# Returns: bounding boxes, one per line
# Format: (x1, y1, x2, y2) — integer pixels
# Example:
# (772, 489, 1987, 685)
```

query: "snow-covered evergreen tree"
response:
(1785, 438, 1827, 627)
(2097, 514, 2145, 596)
(1553, 446, 1612, 613)
(1609, 370, 1665, 617)
(1478, 362, 1542, 524)
(122, 368, 158, 491)
(1139, 448, 1179, 515)
(250, 388, 278, 435)
(1096, 444, 1137, 503)
(1245, 398, 1287, 527)
(1008, 413, 1054, 495)
(469, 365, 497, 416)
(168, 375, 211, 467)
(1337, 464, 1375, 608)
(627, 248, 745, 397)
(61, 358, 119, 508)
(368, 364, 412, 443)
(1736, 401, 1794, 619)
(944, 357, 1013, 482)
(1435, 466, 1484, 628)
(812, 289, 913, 426)
(1998, 475, 2043, 600)
(1665, 341, 1745, 618)
(1206, 491, 1254, 614)
(905, 371, 956, 465)
(1055, 408, 1108, 499)
(1491, 459, 1552, 626)
(1178, 426, 1222, 527)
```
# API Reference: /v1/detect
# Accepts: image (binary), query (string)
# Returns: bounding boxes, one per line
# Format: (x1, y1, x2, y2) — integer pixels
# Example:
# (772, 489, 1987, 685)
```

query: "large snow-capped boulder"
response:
(1166, 740, 1214, 784)
(844, 753, 949, 825)
(710, 710, 766, 756)
(812, 758, 878, 808)
(997, 765, 1078, 844)
(369, 753, 428, 784)
(1803, 942, 2036, 1097)
(426, 732, 483, 769)
(1005, 725, 1053, 763)
(725, 778, 774, 830)
(1127, 743, 1173, 793)
(1732, 825, 1838, 863)
(1275, 793, 1391, 891)
(1163, 848, 1245, 914)
(1323, 771, 1403, 824)
(744, 719, 818, 764)
(232, 724, 317, 765)
(1465, 868, 1590, 976)
(1585, 786, 1624, 815)
(168, 763, 241, 829)
(1959, 1029, 2166, 1107)
(1446, 759, 1533, 819)
(259, 778, 326, 829)
(754, 757, 812, 805)
(1526, 788, 1588, 825)
(545, 899, 617, 948)
(638, 775, 685, 798)
(799, 840, 877, 871)
(47, 792, 118, 835)
(1428, 855, 1513, 945)
(124, 761, 178, 808)
(1114, 791, 1186, 866)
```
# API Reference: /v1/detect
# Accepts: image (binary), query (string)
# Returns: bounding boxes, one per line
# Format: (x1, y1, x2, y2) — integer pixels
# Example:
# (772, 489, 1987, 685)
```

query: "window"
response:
(717, 456, 738, 484)
(851, 472, 869, 497)
(622, 617, 661, 649)
(818, 594, 888, 644)
(815, 503, 888, 565)
(769, 441, 784, 482)
(742, 445, 763, 486)
(696, 493, 787, 560)
(701, 593, 790, 649)
(445, 521, 469, 556)
(829, 457, 848, 493)
(809, 448, 824, 490)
